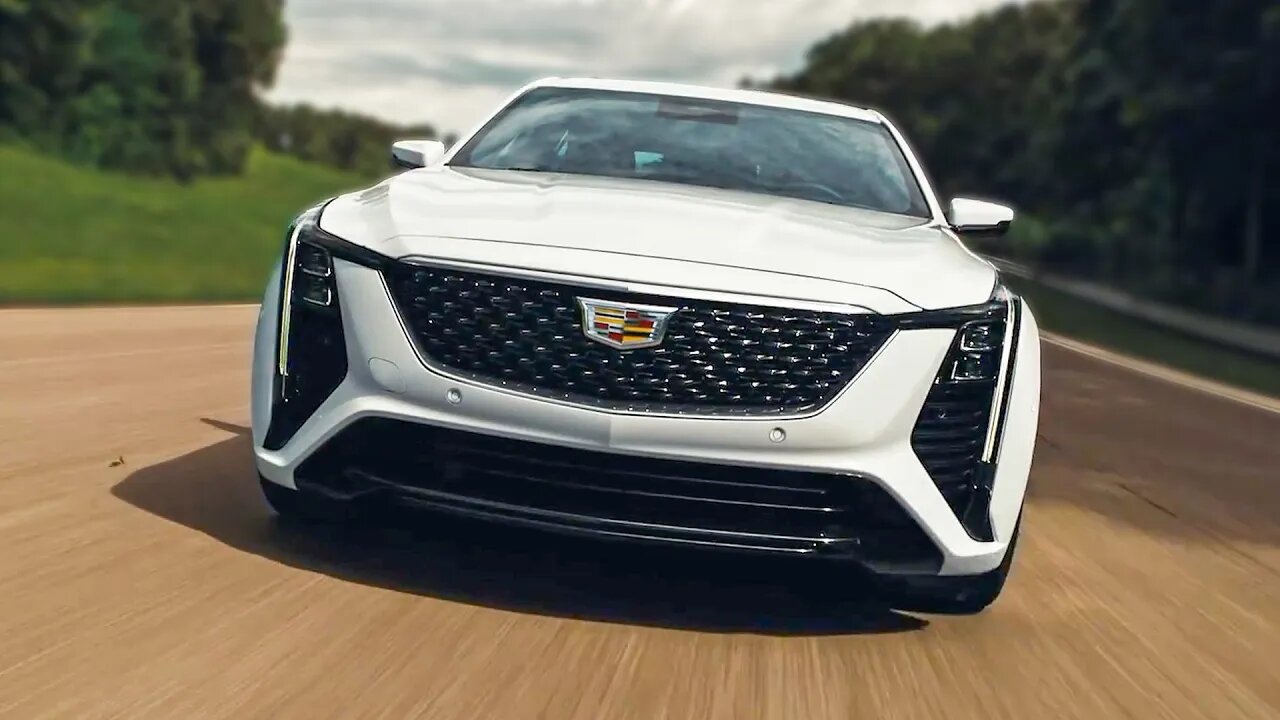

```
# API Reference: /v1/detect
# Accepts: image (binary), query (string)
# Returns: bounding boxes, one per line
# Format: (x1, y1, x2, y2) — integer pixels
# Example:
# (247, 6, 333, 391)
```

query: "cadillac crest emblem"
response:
(577, 297, 678, 350)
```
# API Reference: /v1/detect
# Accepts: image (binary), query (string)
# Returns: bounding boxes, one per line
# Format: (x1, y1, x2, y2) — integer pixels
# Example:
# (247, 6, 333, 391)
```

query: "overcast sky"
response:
(266, 0, 1021, 135)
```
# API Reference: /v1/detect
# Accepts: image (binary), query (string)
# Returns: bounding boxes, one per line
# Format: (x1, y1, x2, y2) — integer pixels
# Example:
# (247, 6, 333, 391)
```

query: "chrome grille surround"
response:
(382, 262, 896, 417)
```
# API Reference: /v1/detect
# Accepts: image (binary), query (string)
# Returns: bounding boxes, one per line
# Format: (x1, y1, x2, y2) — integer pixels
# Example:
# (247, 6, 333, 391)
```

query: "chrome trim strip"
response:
(378, 272, 900, 421)
(397, 496, 821, 554)
(396, 255, 877, 315)
(275, 223, 305, 384)
(353, 472, 850, 545)
(981, 295, 1017, 462)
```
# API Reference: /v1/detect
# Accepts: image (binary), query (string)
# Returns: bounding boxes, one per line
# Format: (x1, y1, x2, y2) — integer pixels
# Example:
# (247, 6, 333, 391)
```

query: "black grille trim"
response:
(382, 263, 895, 417)
(909, 299, 1016, 542)
(295, 418, 943, 571)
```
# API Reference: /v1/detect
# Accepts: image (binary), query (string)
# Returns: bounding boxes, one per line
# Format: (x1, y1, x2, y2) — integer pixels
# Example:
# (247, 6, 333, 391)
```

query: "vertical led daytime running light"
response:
(276, 220, 306, 388)
(980, 288, 1017, 462)
(264, 203, 349, 451)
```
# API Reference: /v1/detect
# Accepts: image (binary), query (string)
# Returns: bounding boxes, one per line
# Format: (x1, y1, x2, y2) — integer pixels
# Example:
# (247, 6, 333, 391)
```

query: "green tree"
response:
(1057, 0, 1279, 311)
(0, 0, 285, 179)
(0, 0, 90, 139)
(775, 3, 1076, 206)
(771, 0, 1280, 325)
(255, 103, 438, 178)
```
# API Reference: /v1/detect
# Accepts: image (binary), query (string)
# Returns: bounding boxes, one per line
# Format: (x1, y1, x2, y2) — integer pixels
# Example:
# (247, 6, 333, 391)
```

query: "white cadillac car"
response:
(251, 78, 1041, 614)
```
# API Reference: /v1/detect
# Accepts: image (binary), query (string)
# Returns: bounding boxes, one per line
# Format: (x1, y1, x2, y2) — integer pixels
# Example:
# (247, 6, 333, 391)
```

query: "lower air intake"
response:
(910, 302, 1015, 541)
(295, 418, 943, 572)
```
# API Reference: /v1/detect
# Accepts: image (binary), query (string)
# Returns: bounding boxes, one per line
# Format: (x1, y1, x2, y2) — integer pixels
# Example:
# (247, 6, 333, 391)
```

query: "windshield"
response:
(450, 87, 931, 217)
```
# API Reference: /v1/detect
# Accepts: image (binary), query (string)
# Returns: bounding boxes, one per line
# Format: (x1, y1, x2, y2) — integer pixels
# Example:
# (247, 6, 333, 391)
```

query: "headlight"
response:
(297, 242, 334, 279)
(263, 203, 360, 451)
(949, 345, 1001, 382)
(900, 285, 1018, 542)
(958, 320, 1001, 352)
(892, 284, 1012, 331)
(892, 286, 1013, 385)
(298, 271, 335, 307)
(948, 316, 1006, 382)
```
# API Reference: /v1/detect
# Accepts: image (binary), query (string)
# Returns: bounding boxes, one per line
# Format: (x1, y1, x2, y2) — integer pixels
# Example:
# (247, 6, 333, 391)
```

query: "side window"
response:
(634, 151, 664, 169)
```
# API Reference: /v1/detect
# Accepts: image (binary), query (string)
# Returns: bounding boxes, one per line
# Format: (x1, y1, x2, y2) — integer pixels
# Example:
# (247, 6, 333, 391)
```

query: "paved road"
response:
(1, 305, 1278, 719)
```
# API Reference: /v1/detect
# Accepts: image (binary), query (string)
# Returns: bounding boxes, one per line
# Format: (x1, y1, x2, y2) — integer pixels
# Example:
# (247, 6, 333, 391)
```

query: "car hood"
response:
(319, 167, 998, 312)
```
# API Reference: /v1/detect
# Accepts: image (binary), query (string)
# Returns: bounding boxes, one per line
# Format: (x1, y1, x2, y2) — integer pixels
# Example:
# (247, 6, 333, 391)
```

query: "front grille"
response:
(295, 418, 943, 571)
(912, 381, 996, 512)
(383, 264, 894, 416)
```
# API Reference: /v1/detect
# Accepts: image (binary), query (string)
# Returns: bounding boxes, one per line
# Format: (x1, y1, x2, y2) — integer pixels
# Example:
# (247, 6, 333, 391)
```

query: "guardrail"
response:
(988, 257, 1280, 361)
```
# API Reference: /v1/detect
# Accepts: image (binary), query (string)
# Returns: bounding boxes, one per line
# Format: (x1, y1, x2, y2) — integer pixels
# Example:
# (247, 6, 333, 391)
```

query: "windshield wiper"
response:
(488, 165, 551, 172)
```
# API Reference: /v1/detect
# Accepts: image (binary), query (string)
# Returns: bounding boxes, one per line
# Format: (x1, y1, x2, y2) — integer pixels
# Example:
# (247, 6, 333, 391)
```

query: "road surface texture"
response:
(1, 305, 1277, 720)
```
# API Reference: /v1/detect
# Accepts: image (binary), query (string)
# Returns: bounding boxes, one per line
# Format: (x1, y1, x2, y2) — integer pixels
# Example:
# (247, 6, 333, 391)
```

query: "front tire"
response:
(889, 519, 1022, 615)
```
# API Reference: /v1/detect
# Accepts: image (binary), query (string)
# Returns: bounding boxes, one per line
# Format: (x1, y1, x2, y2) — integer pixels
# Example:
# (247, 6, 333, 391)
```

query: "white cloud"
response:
(266, 0, 1024, 134)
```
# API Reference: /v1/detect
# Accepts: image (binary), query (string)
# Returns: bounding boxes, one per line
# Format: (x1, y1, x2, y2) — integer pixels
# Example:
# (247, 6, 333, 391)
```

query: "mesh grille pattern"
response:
(384, 264, 894, 416)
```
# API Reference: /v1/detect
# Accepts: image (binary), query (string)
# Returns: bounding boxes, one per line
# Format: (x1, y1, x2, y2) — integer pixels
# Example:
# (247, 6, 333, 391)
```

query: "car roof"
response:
(525, 77, 885, 124)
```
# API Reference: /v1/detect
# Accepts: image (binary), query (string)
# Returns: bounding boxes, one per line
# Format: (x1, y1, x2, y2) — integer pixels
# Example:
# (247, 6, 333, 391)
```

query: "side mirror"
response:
(949, 197, 1015, 236)
(391, 139, 447, 169)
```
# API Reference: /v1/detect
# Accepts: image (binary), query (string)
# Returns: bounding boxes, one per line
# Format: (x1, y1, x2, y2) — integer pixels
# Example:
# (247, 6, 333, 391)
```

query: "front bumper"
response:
(291, 416, 945, 573)
(252, 257, 1042, 577)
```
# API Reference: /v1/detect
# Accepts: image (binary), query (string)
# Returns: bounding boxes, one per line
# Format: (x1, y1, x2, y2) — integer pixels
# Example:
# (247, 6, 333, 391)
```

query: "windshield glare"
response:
(450, 88, 931, 218)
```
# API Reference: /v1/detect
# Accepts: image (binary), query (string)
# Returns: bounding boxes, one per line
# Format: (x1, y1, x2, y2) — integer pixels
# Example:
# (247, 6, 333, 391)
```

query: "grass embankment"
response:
(1006, 276, 1280, 398)
(0, 144, 369, 303)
